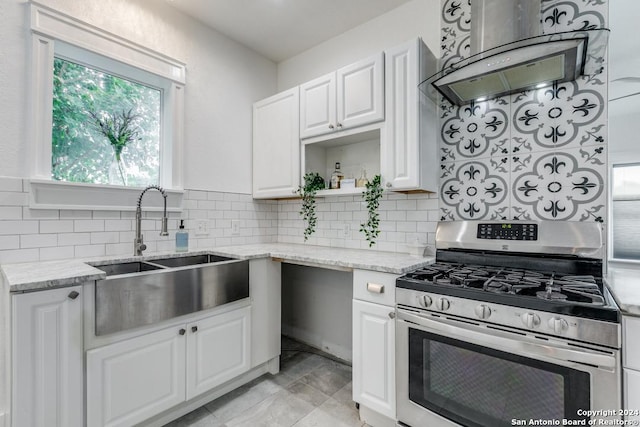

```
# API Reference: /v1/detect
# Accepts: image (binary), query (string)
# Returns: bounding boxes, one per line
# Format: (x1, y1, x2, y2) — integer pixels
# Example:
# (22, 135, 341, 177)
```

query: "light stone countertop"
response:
(605, 266, 640, 316)
(1, 243, 435, 293)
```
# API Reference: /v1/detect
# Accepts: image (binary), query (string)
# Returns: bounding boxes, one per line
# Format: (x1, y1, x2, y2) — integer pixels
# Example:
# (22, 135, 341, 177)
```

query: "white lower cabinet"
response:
(12, 286, 84, 427)
(87, 306, 251, 427)
(352, 299, 396, 419)
(625, 369, 640, 421)
(624, 315, 640, 421)
(352, 270, 397, 423)
(186, 308, 250, 399)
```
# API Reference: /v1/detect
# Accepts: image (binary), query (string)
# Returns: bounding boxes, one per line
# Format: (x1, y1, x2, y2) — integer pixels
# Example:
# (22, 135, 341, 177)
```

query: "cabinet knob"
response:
(328, 123, 335, 129)
(388, 311, 396, 319)
(386, 182, 392, 188)
(336, 123, 343, 128)
(68, 290, 80, 300)
(179, 328, 186, 335)
(191, 326, 198, 333)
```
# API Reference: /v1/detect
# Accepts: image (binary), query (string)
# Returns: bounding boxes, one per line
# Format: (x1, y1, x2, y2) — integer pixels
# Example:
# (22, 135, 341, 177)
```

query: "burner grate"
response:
(405, 262, 606, 307)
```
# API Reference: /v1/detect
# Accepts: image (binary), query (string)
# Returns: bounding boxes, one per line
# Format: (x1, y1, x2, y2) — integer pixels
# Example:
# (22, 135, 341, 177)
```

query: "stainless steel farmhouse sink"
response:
(150, 254, 235, 268)
(94, 261, 164, 276)
(91, 255, 248, 336)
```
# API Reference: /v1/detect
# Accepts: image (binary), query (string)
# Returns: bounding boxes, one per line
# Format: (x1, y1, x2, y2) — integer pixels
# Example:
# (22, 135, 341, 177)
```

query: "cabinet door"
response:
(253, 87, 300, 199)
(300, 72, 336, 139)
(382, 39, 437, 192)
(337, 52, 385, 131)
(12, 286, 84, 427)
(250, 258, 281, 368)
(186, 306, 251, 400)
(625, 369, 640, 421)
(86, 326, 186, 427)
(352, 299, 395, 419)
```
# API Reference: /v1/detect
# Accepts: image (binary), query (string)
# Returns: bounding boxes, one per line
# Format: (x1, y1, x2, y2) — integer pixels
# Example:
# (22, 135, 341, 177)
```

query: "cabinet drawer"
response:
(353, 269, 398, 306)
(624, 316, 640, 370)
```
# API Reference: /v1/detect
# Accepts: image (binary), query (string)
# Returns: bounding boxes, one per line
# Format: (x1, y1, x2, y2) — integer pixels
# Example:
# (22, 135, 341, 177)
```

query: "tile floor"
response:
(164, 336, 369, 427)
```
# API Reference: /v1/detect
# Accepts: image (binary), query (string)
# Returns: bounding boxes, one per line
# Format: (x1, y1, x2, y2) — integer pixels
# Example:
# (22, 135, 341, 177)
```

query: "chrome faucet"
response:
(134, 185, 169, 256)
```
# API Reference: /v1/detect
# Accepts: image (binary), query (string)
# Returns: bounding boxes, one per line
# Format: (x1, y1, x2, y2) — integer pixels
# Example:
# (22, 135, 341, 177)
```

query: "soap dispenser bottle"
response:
(176, 220, 189, 252)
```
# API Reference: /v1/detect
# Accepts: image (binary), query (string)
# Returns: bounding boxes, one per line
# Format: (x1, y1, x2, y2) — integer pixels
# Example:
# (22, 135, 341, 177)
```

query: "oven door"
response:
(396, 309, 621, 427)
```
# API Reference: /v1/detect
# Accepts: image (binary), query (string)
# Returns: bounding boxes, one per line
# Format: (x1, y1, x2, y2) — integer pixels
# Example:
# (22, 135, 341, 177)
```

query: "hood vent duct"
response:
(421, 0, 609, 106)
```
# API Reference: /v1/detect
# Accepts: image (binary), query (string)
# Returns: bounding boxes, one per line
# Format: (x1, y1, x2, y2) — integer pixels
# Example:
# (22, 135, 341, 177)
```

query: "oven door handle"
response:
(398, 310, 617, 370)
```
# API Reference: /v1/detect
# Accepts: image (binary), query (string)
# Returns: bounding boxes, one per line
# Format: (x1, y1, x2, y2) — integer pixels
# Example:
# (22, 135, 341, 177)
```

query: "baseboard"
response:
(138, 359, 275, 427)
(359, 404, 396, 427)
(281, 325, 352, 362)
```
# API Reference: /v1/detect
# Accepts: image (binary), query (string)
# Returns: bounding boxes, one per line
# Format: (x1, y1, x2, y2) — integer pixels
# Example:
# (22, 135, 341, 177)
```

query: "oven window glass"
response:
(409, 328, 590, 427)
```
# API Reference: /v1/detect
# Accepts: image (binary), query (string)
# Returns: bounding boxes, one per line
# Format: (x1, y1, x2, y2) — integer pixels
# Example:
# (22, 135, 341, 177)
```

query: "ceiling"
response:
(165, 0, 412, 62)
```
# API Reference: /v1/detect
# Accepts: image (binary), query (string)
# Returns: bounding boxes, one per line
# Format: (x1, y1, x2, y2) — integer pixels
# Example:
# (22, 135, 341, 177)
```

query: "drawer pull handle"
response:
(67, 290, 80, 300)
(367, 282, 384, 294)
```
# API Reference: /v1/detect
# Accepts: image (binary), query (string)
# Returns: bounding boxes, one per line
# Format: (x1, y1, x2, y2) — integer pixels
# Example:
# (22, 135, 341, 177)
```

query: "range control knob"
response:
(474, 304, 491, 319)
(418, 295, 433, 308)
(521, 312, 541, 328)
(436, 297, 451, 311)
(549, 317, 569, 334)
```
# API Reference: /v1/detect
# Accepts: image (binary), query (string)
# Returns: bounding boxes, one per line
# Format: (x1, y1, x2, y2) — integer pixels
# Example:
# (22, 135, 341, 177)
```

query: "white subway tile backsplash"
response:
(74, 220, 104, 233)
(0, 182, 436, 262)
(60, 210, 93, 219)
(92, 211, 121, 219)
(40, 220, 74, 234)
(0, 221, 38, 235)
(0, 192, 28, 206)
(104, 219, 131, 232)
(20, 234, 58, 248)
(40, 246, 74, 261)
(0, 248, 39, 263)
(0, 177, 24, 192)
(90, 232, 120, 245)
(0, 236, 19, 250)
(0, 207, 22, 220)
(58, 233, 91, 246)
(75, 244, 106, 258)
(22, 208, 59, 219)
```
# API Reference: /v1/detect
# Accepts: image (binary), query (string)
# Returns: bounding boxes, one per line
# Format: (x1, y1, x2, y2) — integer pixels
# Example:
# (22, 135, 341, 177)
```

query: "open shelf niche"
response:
(302, 127, 381, 197)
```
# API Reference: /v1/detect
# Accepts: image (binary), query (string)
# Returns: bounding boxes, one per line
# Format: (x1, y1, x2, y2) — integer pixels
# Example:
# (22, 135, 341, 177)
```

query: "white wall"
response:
(0, 0, 277, 194)
(276, 0, 440, 91)
(281, 264, 353, 361)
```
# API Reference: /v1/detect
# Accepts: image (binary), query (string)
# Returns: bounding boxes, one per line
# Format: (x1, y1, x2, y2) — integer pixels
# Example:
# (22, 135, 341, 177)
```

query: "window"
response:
(611, 163, 640, 260)
(52, 56, 161, 187)
(29, 4, 185, 210)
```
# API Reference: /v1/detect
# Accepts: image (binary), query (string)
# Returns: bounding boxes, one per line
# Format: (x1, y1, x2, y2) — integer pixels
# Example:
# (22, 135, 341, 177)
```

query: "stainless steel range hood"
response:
(421, 0, 609, 105)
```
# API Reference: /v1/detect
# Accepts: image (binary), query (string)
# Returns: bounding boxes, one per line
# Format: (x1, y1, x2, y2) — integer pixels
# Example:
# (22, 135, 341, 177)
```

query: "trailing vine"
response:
(360, 174, 383, 247)
(297, 172, 326, 241)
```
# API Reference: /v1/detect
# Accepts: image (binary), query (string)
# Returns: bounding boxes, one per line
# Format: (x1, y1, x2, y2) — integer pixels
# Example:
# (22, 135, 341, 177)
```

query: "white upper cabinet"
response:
(253, 87, 300, 199)
(300, 53, 384, 139)
(12, 286, 84, 427)
(299, 73, 336, 139)
(381, 38, 438, 192)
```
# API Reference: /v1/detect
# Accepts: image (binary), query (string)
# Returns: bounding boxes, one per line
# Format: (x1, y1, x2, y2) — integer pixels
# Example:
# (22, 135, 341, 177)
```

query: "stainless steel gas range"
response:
(396, 220, 621, 427)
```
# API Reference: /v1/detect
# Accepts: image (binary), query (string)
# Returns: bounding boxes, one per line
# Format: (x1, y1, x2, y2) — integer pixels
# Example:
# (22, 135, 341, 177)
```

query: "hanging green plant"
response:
(360, 174, 383, 247)
(297, 172, 326, 241)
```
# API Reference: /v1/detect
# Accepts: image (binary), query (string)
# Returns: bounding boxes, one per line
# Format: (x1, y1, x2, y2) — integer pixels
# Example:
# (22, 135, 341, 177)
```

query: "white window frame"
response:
(28, 2, 185, 211)
(608, 152, 640, 268)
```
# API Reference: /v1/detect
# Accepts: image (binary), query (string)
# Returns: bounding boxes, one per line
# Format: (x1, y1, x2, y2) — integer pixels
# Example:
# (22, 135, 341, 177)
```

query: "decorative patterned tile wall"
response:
(438, 0, 608, 222)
